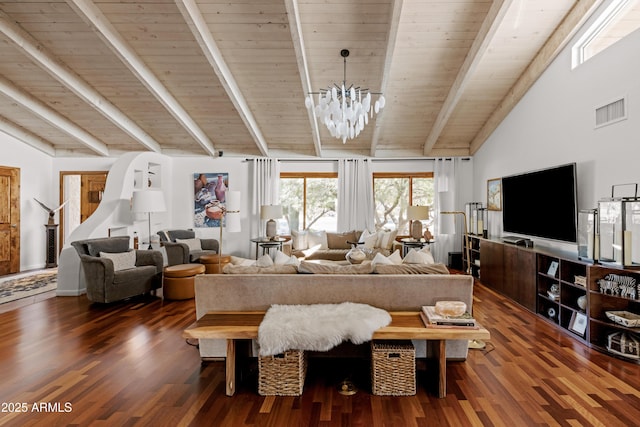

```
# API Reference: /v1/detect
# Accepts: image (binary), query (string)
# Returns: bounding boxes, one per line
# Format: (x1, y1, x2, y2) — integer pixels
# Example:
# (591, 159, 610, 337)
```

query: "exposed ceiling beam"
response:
(285, 0, 322, 157)
(469, 0, 605, 154)
(0, 116, 56, 156)
(423, 0, 512, 156)
(176, 0, 269, 157)
(0, 9, 162, 154)
(370, 0, 404, 157)
(0, 76, 109, 156)
(67, 0, 218, 157)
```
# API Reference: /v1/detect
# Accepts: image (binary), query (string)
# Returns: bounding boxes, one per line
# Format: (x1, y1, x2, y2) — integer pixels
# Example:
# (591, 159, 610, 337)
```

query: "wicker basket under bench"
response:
(371, 340, 416, 396)
(258, 350, 307, 396)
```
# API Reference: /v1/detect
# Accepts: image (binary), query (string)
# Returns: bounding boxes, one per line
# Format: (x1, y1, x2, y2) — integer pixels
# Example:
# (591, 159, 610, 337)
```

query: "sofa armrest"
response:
(200, 239, 219, 253)
(161, 242, 190, 265)
(135, 249, 164, 273)
(79, 254, 114, 288)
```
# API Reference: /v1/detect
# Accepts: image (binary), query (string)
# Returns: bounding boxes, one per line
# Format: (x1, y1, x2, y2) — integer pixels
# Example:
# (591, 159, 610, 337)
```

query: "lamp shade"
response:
(407, 205, 429, 221)
(260, 204, 282, 220)
(225, 190, 241, 233)
(132, 190, 166, 213)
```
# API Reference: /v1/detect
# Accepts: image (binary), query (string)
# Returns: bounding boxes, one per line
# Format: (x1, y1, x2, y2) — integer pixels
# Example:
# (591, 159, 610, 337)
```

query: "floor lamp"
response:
(441, 210, 485, 349)
(132, 190, 166, 249)
(440, 211, 471, 275)
(219, 190, 241, 271)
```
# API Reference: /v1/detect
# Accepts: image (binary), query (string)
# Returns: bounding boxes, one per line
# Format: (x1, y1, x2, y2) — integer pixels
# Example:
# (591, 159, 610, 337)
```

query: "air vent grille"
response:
(595, 97, 626, 128)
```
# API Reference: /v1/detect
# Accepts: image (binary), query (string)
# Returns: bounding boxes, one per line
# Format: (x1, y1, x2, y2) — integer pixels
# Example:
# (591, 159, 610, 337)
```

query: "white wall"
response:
(1, 132, 54, 270)
(473, 3, 640, 255)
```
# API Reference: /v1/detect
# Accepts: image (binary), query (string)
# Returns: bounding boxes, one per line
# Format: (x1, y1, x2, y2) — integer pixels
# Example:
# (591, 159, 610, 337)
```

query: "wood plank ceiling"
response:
(0, 0, 607, 158)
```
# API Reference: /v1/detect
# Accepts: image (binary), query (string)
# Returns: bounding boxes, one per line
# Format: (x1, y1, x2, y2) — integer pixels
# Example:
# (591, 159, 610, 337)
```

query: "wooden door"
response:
(0, 166, 20, 275)
(81, 174, 107, 222)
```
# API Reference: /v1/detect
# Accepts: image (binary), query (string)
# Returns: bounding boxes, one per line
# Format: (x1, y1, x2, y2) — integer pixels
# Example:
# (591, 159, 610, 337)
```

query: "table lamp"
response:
(260, 204, 282, 239)
(132, 189, 166, 249)
(407, 205, 429, 239)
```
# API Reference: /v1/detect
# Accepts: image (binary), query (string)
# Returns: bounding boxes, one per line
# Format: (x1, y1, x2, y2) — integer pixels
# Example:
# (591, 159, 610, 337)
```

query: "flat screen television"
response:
(501, 163, 578, 243)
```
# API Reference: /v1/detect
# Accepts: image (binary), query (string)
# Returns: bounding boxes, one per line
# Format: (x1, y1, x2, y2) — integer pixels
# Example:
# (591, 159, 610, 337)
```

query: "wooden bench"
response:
(183, 311, 490, 398)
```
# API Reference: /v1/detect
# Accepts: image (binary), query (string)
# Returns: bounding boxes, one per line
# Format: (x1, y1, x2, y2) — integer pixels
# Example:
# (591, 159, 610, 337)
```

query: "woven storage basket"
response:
(371, 340, 416, 396)
(258, 350, 307, 396)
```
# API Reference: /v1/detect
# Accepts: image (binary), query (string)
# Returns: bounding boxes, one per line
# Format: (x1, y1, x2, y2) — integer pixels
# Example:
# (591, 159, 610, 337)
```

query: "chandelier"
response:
(305, 49, 385, 143)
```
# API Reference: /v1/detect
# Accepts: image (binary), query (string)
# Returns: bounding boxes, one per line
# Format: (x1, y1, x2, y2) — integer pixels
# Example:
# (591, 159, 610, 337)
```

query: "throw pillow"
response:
(388, 249, 403, 264)
(359, 229, 378, 249)
(176, 238, 202, 251)
(326, 231, 357, 249)
(307, 230, 328, 249)
(420, 246, 436, 264)
(100, 250, 136, 271)
(256, 254, 274, 267)
(371, 252, 393, 267)
(371, 249, 402, 268)
(403, 248, 431, 264)
(291, 230, 308, 250)
(273, 250, 300, 266)
(230, 256, 256, 266)
(376, 229, 398, 250)
(159, 246, 169, 267)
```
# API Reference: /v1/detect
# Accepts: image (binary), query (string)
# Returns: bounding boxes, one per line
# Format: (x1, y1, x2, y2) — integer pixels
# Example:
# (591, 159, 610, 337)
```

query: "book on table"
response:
(421, 306, 477, 327)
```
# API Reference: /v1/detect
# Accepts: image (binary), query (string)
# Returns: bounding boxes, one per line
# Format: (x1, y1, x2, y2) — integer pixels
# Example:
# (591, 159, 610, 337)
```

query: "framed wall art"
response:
(487, 178, 502, 211)
(194, 173, 229, 228)
(569, 311, 587, 336)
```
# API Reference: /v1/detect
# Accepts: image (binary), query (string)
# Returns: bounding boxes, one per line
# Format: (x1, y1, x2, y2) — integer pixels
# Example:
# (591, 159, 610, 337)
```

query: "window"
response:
(373, 173, 434, 235)
(280, 173, 338, 232)
(572, 0, 640, 68)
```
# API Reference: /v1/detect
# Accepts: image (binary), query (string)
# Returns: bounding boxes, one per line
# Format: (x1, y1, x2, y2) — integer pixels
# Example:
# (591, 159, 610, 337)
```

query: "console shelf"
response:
(472, 236, 640, 363)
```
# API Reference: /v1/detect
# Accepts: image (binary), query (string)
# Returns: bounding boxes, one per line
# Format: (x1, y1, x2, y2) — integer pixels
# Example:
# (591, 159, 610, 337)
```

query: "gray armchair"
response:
(71, 236, 163, 303)
(157, 229, 219, 265)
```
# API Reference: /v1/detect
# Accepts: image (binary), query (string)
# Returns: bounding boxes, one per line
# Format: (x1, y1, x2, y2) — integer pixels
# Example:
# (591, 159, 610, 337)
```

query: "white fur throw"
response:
(258, 302, 391, 356)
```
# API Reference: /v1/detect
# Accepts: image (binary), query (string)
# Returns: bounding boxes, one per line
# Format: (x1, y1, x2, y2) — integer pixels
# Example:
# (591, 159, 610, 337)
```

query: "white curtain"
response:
(433, 158, 463, 264)
(337, 159, 375, 232)
(250, 158, 280, 238)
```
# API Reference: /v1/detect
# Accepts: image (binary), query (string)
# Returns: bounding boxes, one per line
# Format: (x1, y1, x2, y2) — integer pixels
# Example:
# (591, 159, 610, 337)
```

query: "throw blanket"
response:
(258, 302, 392, 356)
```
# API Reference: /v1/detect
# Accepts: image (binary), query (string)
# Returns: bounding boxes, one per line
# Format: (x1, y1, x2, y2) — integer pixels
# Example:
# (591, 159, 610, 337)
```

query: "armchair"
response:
(71, 236, 163, 303)
(157, 229, 219, 265)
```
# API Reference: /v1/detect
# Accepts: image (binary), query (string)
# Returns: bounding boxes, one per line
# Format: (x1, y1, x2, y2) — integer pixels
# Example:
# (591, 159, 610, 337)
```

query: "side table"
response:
(400, 239, 434, 257)
(199, 254, 231, 274)
(250, 237, 288, 259)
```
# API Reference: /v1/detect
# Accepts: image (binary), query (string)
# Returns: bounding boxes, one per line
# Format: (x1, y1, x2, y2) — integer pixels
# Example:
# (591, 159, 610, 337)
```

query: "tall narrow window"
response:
(280, 173, 338, 232)
(373, 173, 434, 235)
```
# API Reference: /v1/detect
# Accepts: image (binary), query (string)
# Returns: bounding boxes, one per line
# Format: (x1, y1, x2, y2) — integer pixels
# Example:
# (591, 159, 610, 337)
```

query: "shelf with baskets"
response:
(588, 266, 640, 362)
(536, 254, 589, 341)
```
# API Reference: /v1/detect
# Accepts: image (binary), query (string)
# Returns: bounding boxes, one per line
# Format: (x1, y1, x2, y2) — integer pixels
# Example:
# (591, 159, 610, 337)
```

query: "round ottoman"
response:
(163, 263, 205, 300)
(199, 254, 231, 274)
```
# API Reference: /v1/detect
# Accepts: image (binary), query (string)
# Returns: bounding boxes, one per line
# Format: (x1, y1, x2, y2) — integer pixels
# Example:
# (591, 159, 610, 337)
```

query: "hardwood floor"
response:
(0, 281, 638, 426)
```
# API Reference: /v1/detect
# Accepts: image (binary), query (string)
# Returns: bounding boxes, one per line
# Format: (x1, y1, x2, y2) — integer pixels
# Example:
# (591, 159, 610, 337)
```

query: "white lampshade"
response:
(132, 190, 166, 213)
(225, 190, 241, 233)
(407, 205, 429, 221)
(260, 204, 282, 220)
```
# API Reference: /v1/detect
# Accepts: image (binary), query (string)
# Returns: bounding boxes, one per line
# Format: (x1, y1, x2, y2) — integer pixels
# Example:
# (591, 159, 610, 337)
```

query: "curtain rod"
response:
(244, 157, 471, 162)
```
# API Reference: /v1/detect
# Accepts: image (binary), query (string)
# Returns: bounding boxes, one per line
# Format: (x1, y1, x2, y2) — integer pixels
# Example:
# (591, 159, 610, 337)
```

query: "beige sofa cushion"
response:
(374, 263, 449, 275)
(326, 231, 358, 249)
(298, 261, 373, 274)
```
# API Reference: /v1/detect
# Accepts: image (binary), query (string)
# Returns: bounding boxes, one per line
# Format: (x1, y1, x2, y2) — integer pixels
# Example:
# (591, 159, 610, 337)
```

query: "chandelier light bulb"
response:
(305, 49, 385, 142)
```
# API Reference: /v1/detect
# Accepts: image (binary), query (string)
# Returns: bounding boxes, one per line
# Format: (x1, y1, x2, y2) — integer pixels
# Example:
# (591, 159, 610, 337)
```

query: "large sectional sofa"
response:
(193, 270, 474, 360)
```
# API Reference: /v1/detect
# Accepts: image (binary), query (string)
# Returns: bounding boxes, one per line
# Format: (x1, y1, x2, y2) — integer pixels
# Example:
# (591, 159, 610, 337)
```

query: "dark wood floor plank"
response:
(1, 282, 639, 426)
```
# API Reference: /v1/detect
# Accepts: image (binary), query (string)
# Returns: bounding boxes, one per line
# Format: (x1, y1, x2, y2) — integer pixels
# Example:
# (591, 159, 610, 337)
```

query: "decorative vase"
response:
(214, 175, 226, 202)
(577, 295, 587, 311)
